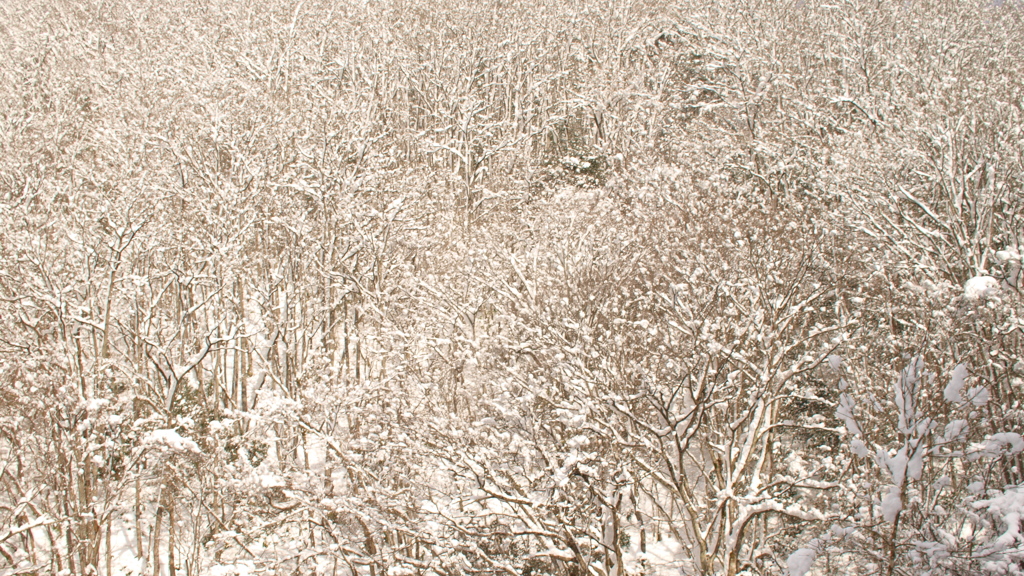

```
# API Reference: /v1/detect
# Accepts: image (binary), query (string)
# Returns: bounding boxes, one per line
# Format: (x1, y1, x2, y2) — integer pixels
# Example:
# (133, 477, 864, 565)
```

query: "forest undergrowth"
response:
(1, 0, 1023, 574)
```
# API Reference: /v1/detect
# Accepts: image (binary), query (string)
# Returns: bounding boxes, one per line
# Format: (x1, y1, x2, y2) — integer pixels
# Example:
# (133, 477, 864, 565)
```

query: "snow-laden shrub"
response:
(790, 357, 1024, 576)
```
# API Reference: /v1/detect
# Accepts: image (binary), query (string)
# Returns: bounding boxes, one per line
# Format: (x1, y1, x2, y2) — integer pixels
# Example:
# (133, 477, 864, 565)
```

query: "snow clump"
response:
(143, 429, 200, 453)
(787, 544, 817, 576)
(963, 276, 1000, 299)
(881, 485, 903, 523)
(944, 364, 968, 404)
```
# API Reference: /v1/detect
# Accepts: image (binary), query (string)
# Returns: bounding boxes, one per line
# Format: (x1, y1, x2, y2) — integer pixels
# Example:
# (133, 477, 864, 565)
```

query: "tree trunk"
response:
(168, 502, 175, 576)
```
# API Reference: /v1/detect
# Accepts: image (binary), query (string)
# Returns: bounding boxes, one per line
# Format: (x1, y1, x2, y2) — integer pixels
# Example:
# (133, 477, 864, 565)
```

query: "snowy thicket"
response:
(0, 0, 1022, 575)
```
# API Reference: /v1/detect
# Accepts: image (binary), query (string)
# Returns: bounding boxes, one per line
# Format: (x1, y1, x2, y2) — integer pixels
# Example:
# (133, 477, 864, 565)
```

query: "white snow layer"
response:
(974, 484, 1024, 553)
(143, 429, 200, 453)
(850, 438, 870, 458)
(881, 485, 903, 523)
(619, 529, 688, 575)
(968, 386, 991, 406)
(944, 364, 968, 404)
(943, 419, 969, 443)
(209, 561, 257, 576)
(836, 393, 861, 436)
(984, 433, 1024, 456)
(907, 442, 925, 482)
(996, 248, 1021, 263)
(964, 276, 1000, 299)
(787, 545, 817, 576)
(886, 448, 909, 486)
(828, 354, 843, 372)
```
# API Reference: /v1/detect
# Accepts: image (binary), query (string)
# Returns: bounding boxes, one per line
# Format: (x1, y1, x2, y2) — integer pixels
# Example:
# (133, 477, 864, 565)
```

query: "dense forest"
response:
(1, 0, 1023, 574)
